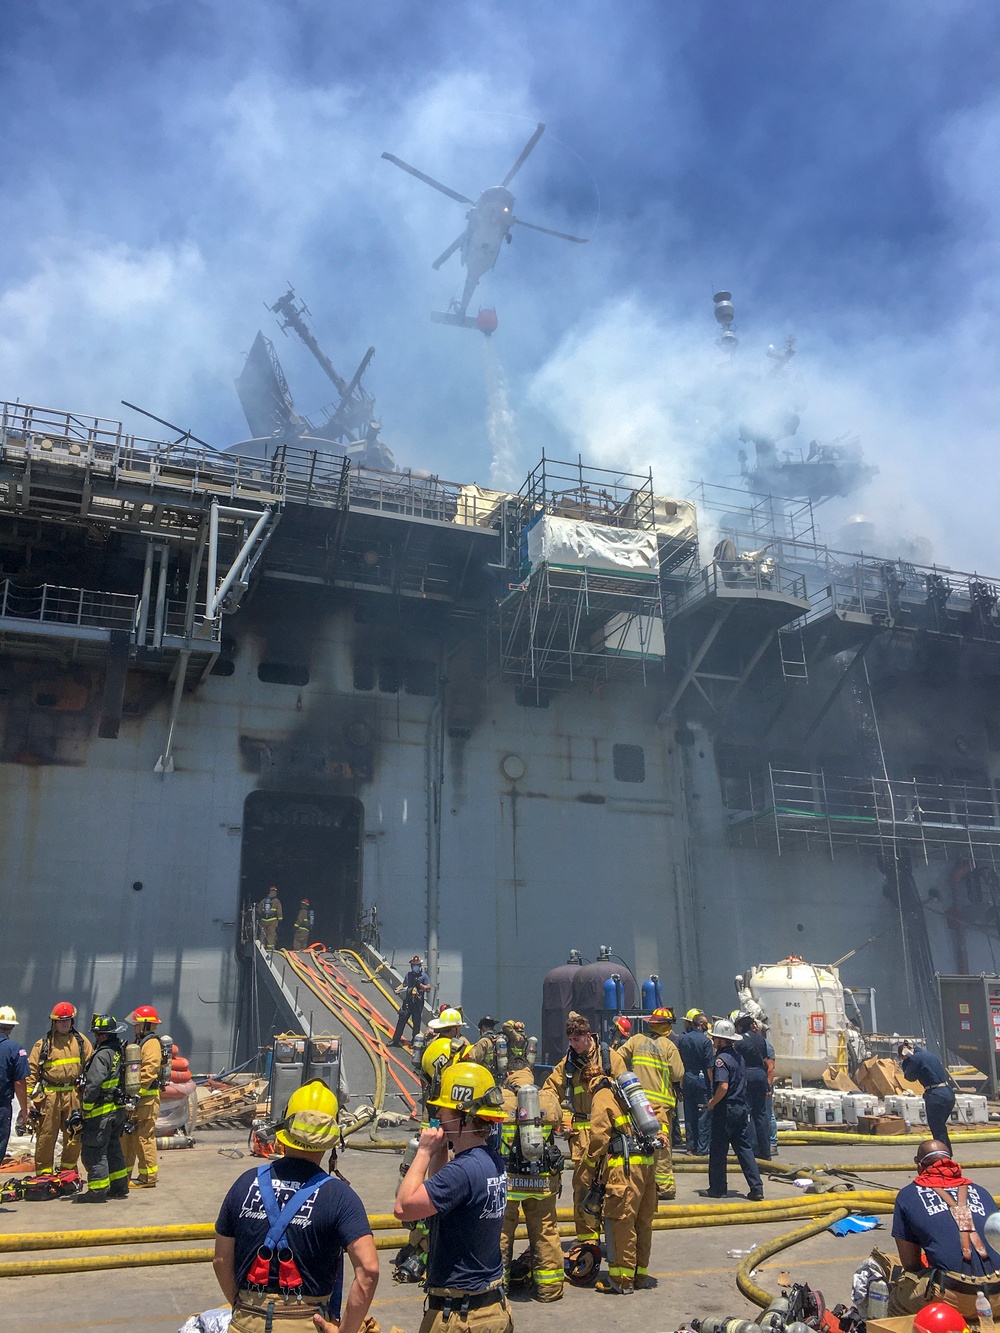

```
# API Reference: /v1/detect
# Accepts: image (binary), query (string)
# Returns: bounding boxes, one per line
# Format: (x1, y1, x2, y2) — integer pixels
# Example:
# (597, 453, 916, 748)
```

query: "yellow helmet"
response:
(685, 1008, 702, 1022)
(274, 1078, 340, 1151)
(428, 1006, 466, 1032)
(427, 1060, 505, 1122)
(421, 1035, 457, 1079)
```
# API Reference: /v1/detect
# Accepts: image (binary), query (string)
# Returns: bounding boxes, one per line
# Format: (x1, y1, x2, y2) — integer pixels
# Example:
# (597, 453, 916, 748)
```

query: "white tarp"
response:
(526, 514, 660, 577)
(651, 496, 697, 543)
(454, 483, 513, 528)
(600, 612, 665, 658)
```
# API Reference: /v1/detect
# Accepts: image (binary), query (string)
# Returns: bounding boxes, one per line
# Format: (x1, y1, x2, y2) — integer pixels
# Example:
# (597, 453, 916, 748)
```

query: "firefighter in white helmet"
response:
(0, 1006, 29, 1164)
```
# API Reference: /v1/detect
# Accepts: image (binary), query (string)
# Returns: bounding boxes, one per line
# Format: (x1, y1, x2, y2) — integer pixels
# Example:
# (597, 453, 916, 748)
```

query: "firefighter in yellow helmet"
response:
(498, 1049, 564, 1301)
(617, 1007, 684, 1199)
(578, 1059, 662, 1294)
(121, 1006, 163, 1188)
(395, 1062, 511, 1333)
(214, 1079, 380, 1332)
(27, 1002, 93, 1174)
(541, 1011, 625, 1243)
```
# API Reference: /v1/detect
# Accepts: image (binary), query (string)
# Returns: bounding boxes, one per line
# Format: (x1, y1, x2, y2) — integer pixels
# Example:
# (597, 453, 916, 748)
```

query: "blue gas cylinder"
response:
(603, 974, 625, 1010)
(641, 975, 663, 1010)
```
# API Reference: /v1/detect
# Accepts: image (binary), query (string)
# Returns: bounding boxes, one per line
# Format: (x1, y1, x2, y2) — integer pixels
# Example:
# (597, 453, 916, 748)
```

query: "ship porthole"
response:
(500, 753, 526, 782)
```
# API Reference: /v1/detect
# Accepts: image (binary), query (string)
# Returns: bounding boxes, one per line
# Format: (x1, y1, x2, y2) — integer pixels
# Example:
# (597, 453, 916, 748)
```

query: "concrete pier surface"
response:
(3, 1130, 999, 1333)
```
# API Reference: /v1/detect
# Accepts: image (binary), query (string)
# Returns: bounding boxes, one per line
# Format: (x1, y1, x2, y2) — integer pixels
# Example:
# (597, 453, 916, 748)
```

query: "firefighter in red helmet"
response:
(121, 1006, 163, 1188)
(27, 1002, 93, 1173)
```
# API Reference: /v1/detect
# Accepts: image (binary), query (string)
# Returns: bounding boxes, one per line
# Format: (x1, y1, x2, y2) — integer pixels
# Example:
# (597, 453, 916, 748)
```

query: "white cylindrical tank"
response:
(739, 957, 849, 1081)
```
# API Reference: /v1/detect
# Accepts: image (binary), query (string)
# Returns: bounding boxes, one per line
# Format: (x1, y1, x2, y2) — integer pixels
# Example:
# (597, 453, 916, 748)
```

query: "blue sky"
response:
(2, 1, 998, 566)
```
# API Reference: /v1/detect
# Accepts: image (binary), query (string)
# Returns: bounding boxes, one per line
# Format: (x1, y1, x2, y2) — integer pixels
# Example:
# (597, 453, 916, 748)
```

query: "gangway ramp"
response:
(253, 942, 421, 1121)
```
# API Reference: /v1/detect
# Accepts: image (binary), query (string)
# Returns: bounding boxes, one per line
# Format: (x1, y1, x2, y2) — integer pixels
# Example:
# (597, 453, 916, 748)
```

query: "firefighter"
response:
(618, 1007, 684, 1200)
(74, 1014, 128, 1203)
(257, 886, 282, 950)
(121, 1006, 162, 1188)
(499, 1052, 564, 1301)
(579, 1061, 660, 1294)
(389, 955, 431, 1047)
(0, 1006, 29, 1163)
(291, 898, 313, 950)
(611, 1016, 632, 1050)
(27, 1002, 92, 1173)
(472, 1016, 500, 1071)
(699, 1019, 764, 1201)
(542, 1011, 625, 1244)
(395, 1061, 511, 1333)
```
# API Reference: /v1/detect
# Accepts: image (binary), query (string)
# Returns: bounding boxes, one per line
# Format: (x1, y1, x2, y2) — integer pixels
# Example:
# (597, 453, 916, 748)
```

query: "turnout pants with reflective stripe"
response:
(34, 1088, 83, 1172)
(569, 1127, 597, 1241)
(122, 1096, 159, 1183)
(259, 918, 278, 948)
(501, 1191, 564, 1300)
(81, 1109, 128, 1195)
(417, 1298, 513, 1333)
(652, 1105, 675, 1195)
(603, 1159, 657, 1292)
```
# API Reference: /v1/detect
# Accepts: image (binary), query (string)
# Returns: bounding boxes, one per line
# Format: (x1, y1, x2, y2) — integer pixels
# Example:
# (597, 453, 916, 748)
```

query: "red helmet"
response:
(127, 1005, 161, 1025)
(50, 1002, 76, 1020)
(301, 898, 309, 905)
(614, 1016, 632, 1038)
(914, 1304, 970, 1333)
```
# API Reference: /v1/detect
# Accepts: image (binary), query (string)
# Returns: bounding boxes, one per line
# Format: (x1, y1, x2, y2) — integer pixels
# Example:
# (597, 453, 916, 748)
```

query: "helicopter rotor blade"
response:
(511, 216, 588, 244)
(501, 122, 546, 188)
(432, 232, 466, 270)
(381, 153, 474, 205)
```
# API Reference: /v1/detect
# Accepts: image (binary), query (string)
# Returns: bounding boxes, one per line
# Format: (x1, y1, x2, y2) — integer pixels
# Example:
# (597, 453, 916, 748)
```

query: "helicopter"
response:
(381, 122, 588, 330)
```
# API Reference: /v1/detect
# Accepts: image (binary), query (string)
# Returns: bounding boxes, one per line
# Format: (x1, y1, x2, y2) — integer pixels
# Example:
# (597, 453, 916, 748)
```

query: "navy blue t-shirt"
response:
(902, 1048, 948, 1089)
(712, 1047, 747, 1105)
(893, 1180, 1000, 1273)
(402, 970, 430, 1000)
(216, 1159, 372, 1310)
(678, 1030, 713, 1083)
(424, 1144, 507, 1291)
(0, 1034, 29, 1104)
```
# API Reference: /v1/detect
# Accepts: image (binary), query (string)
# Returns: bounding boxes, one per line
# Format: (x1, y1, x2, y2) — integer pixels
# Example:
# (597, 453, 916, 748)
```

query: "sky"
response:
(1, 1, 998, 569)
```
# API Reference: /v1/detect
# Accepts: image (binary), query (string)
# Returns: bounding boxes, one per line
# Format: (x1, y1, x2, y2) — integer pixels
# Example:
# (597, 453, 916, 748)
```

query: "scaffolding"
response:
(498, 454, 664, 688)
(729, 764, 1000, 862)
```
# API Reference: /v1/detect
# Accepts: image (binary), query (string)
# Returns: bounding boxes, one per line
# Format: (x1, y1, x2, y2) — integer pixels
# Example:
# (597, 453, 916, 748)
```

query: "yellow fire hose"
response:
(735, 1203, 896, 1308)
(0, 1194, 884, 1278)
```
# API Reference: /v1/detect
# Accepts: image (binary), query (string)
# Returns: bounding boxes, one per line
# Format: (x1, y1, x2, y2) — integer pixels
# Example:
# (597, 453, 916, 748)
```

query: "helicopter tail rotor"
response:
(500, 122, 546, 188)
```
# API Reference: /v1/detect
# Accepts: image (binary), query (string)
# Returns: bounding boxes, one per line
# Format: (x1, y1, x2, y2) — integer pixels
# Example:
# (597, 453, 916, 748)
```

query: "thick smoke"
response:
(1, 4, 998, 570)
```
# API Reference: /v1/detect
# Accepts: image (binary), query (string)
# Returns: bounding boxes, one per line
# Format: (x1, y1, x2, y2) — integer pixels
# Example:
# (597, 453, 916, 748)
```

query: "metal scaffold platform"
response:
(728, 763, 1000, 862)
(496, 454, 667, 689)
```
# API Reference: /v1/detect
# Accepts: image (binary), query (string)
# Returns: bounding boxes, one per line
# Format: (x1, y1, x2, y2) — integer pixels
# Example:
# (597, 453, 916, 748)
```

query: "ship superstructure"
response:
(1, 321, 999, 1073)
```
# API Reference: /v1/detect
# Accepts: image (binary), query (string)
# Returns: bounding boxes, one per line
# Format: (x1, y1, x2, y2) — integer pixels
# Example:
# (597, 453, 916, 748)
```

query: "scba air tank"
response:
(641, 975, 663, 1011)
(616, 1072, 660, 1138)
(410, 1032, 426, 1072)
(525, 1035, 538, 1067)
(495, 1035, 508, 1075)
(603, 974, 625, 1011)
(123, 1043, 142, 1099)
(516, 1082, 544, 1162)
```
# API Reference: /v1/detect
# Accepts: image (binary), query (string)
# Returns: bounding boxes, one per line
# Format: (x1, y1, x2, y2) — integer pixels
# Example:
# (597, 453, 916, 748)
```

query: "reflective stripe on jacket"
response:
(619, 1032, 683, 1110)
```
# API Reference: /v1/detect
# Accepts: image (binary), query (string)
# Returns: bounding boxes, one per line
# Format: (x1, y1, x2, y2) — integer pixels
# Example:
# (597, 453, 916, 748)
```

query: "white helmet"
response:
(709, 1019, 741, 1042)
(0, 1006, 17, 1026)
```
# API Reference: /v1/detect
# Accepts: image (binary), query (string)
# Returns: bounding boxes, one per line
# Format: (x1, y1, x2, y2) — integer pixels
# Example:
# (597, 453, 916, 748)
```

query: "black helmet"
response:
(477, 1015, 497, 1032)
